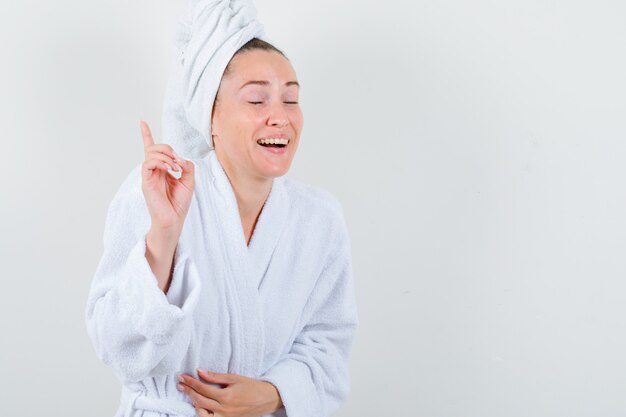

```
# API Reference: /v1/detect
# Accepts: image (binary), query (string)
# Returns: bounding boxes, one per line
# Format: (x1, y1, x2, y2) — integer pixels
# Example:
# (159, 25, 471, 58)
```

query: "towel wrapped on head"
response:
(162, 0, 271, 160)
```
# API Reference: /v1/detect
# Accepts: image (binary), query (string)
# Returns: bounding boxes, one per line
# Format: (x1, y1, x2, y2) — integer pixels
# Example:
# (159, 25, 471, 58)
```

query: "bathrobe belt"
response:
(123, 387, 197, 417)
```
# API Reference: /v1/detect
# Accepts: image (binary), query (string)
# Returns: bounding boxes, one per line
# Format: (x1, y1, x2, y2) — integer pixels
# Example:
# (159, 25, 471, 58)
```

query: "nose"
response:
(267, 100, 289, 128)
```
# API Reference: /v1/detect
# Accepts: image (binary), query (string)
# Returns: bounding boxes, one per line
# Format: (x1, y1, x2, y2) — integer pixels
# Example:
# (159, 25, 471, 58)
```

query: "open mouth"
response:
(257, 138, 289, 148)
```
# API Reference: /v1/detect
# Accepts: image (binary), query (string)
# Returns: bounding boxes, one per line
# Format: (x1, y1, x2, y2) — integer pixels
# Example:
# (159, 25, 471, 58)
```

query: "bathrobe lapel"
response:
(205, 151, 290, 377)
(248, 175, 290, 292)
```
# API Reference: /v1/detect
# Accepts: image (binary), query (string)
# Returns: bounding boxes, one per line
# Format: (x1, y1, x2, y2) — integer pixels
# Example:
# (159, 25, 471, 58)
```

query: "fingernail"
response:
(178, 375, 185, 382)
(172, 150, 179, 160)
(177, 383, 184, 391)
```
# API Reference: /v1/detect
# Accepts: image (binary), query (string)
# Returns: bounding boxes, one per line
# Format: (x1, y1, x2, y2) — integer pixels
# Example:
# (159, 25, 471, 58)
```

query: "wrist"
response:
(147, 226, 181, 251)
(145, 227, 180, 292)
(262, 381, 283, 413)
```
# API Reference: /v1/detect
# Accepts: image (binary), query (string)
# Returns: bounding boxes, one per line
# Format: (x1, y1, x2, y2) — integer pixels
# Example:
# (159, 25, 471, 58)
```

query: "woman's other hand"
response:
(177, 370, 283, 417)
(140, 120, 195, 231)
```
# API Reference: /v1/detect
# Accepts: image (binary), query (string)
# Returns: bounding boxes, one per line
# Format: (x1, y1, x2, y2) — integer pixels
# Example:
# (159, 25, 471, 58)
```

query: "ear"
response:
(210, 94, 220, 127)
(210, 118, 219, 147)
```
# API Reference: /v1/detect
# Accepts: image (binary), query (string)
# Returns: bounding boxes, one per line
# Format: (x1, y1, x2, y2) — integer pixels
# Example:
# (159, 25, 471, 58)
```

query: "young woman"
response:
(85, 5, 358, 417)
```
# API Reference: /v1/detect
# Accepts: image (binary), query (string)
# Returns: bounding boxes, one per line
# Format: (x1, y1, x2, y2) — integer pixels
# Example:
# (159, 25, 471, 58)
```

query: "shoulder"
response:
(102, 163, 153, 240)
(283, 177, 345, 218)
(282, 177, 350, 246)
(107, 163, 144, 213)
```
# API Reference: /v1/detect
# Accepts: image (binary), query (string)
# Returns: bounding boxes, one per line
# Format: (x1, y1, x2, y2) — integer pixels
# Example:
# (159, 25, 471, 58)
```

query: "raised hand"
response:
(140, 120, 196, 291)
(140, 120, 195, 232)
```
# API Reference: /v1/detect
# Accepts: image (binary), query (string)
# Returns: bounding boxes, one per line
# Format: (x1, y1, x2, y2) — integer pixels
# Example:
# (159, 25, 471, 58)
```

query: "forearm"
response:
(145, 227, 180, 292)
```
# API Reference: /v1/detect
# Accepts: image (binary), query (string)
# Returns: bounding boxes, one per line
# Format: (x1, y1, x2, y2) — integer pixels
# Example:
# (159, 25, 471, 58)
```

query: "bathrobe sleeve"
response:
(85, 164, 202, 384)
(259, 203, 359, 417)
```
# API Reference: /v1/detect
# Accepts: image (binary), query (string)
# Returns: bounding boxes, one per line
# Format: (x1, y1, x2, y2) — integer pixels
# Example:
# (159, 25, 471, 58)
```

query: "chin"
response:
(257, 161, 292, 179)
(253, 141, 298, 178)
(260, 167, 289, 178)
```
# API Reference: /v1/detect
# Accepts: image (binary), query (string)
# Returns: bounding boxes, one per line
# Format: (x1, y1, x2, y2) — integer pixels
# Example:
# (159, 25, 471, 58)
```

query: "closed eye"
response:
(249, 101, 299, 105)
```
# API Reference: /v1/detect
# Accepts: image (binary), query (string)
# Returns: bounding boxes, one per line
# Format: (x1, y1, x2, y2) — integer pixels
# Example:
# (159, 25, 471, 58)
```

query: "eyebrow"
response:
(239, 80, 300, 89)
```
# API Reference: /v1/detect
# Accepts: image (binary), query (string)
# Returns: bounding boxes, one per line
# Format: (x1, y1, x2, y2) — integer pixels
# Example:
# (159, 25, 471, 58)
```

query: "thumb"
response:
(175, 156, 195, 184)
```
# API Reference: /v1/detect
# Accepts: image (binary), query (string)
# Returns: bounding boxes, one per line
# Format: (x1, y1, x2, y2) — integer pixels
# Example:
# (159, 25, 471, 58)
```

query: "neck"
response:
(215, 151, 273, 219)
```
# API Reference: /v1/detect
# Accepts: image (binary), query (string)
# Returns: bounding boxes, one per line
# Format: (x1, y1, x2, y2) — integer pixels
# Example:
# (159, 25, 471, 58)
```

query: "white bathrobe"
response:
(85, 150, 359, 417)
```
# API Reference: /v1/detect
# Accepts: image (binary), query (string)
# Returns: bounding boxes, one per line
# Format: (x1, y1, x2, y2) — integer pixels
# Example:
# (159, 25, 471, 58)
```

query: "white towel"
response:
(85, 150, 359, 417)
(162, 0, 271, 160)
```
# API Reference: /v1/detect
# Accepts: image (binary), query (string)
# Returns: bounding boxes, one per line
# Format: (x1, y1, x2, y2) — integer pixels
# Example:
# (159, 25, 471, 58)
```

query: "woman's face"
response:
(211, 49, 303, 181)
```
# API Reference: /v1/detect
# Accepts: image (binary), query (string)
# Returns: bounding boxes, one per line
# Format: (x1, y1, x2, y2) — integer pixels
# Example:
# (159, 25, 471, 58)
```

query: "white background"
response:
(1, 0, 625, 415)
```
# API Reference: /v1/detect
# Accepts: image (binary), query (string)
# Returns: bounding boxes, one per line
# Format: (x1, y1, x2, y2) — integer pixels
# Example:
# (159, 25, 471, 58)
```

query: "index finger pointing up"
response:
(140, 120, 155, 149)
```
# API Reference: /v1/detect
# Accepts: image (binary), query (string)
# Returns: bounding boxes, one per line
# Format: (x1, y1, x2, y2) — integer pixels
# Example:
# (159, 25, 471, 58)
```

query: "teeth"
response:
(257, 138, 289, 145)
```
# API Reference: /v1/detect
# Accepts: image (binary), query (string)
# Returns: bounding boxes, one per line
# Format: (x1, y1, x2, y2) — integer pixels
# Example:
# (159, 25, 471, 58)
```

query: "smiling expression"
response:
(210, 49, 304, 181)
